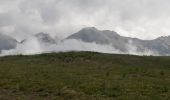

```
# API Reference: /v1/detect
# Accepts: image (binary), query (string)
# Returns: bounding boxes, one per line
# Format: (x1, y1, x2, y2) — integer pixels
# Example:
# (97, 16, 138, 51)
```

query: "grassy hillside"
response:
(0, 52, 170, 100)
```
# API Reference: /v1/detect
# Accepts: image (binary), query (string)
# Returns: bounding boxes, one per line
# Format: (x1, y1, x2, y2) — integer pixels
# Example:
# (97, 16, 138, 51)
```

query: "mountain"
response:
(21, 32, 57, 44)
(67, 27, 170, 55)
(67, 27, 129, 52)
(140, 36, 170, 55)
(67, 27, 120, 44)
(1, 27, 170, 56)
(0, 33, 17, 52)
(34, 32, 57, 44)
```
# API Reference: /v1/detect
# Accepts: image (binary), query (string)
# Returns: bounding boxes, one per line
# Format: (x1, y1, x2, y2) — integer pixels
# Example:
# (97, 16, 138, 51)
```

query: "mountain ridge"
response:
(67, 27, 170, 55)
(1, 27, 170, 56)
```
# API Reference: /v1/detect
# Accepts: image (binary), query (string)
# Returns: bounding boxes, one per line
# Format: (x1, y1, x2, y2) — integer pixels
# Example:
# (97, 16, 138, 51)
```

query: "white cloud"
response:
(0, 39, 122, 56)
(1, 38, 156, 56)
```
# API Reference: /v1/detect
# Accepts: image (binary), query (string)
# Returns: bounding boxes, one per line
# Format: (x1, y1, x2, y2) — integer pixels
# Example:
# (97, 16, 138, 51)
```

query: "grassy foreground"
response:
(0, 52, 170, 100)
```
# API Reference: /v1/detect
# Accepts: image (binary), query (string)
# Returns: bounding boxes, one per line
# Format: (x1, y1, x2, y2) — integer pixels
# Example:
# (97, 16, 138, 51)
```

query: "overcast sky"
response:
(0, 0, 170, 40)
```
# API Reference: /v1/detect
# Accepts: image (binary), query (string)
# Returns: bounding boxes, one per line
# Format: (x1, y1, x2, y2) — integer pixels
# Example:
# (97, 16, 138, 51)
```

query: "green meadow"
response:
(0, 52, 170, 100)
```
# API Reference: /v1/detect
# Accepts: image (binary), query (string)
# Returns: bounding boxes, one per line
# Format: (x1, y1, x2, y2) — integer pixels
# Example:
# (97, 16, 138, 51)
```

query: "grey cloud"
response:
(0, 0, 170, 40)
(19, 0, 59, 24)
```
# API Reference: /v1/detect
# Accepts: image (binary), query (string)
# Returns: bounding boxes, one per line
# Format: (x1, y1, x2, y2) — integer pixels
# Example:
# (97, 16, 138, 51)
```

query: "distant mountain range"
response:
(67, 27, 170, 55)
(1, 27, 170, 55)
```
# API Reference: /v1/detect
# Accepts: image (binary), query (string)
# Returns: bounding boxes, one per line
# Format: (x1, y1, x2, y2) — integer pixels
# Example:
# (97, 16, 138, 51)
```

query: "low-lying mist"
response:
(0, 38, 157, 56)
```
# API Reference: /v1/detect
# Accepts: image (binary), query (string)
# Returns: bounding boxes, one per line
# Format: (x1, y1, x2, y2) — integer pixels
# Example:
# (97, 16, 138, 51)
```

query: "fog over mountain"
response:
(67, 27, 169, 55)
(1, 27, 170, 56)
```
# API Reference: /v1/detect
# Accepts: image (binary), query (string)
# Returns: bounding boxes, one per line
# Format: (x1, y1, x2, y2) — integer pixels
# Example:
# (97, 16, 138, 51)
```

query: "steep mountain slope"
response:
(0, 33, 17, 52)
